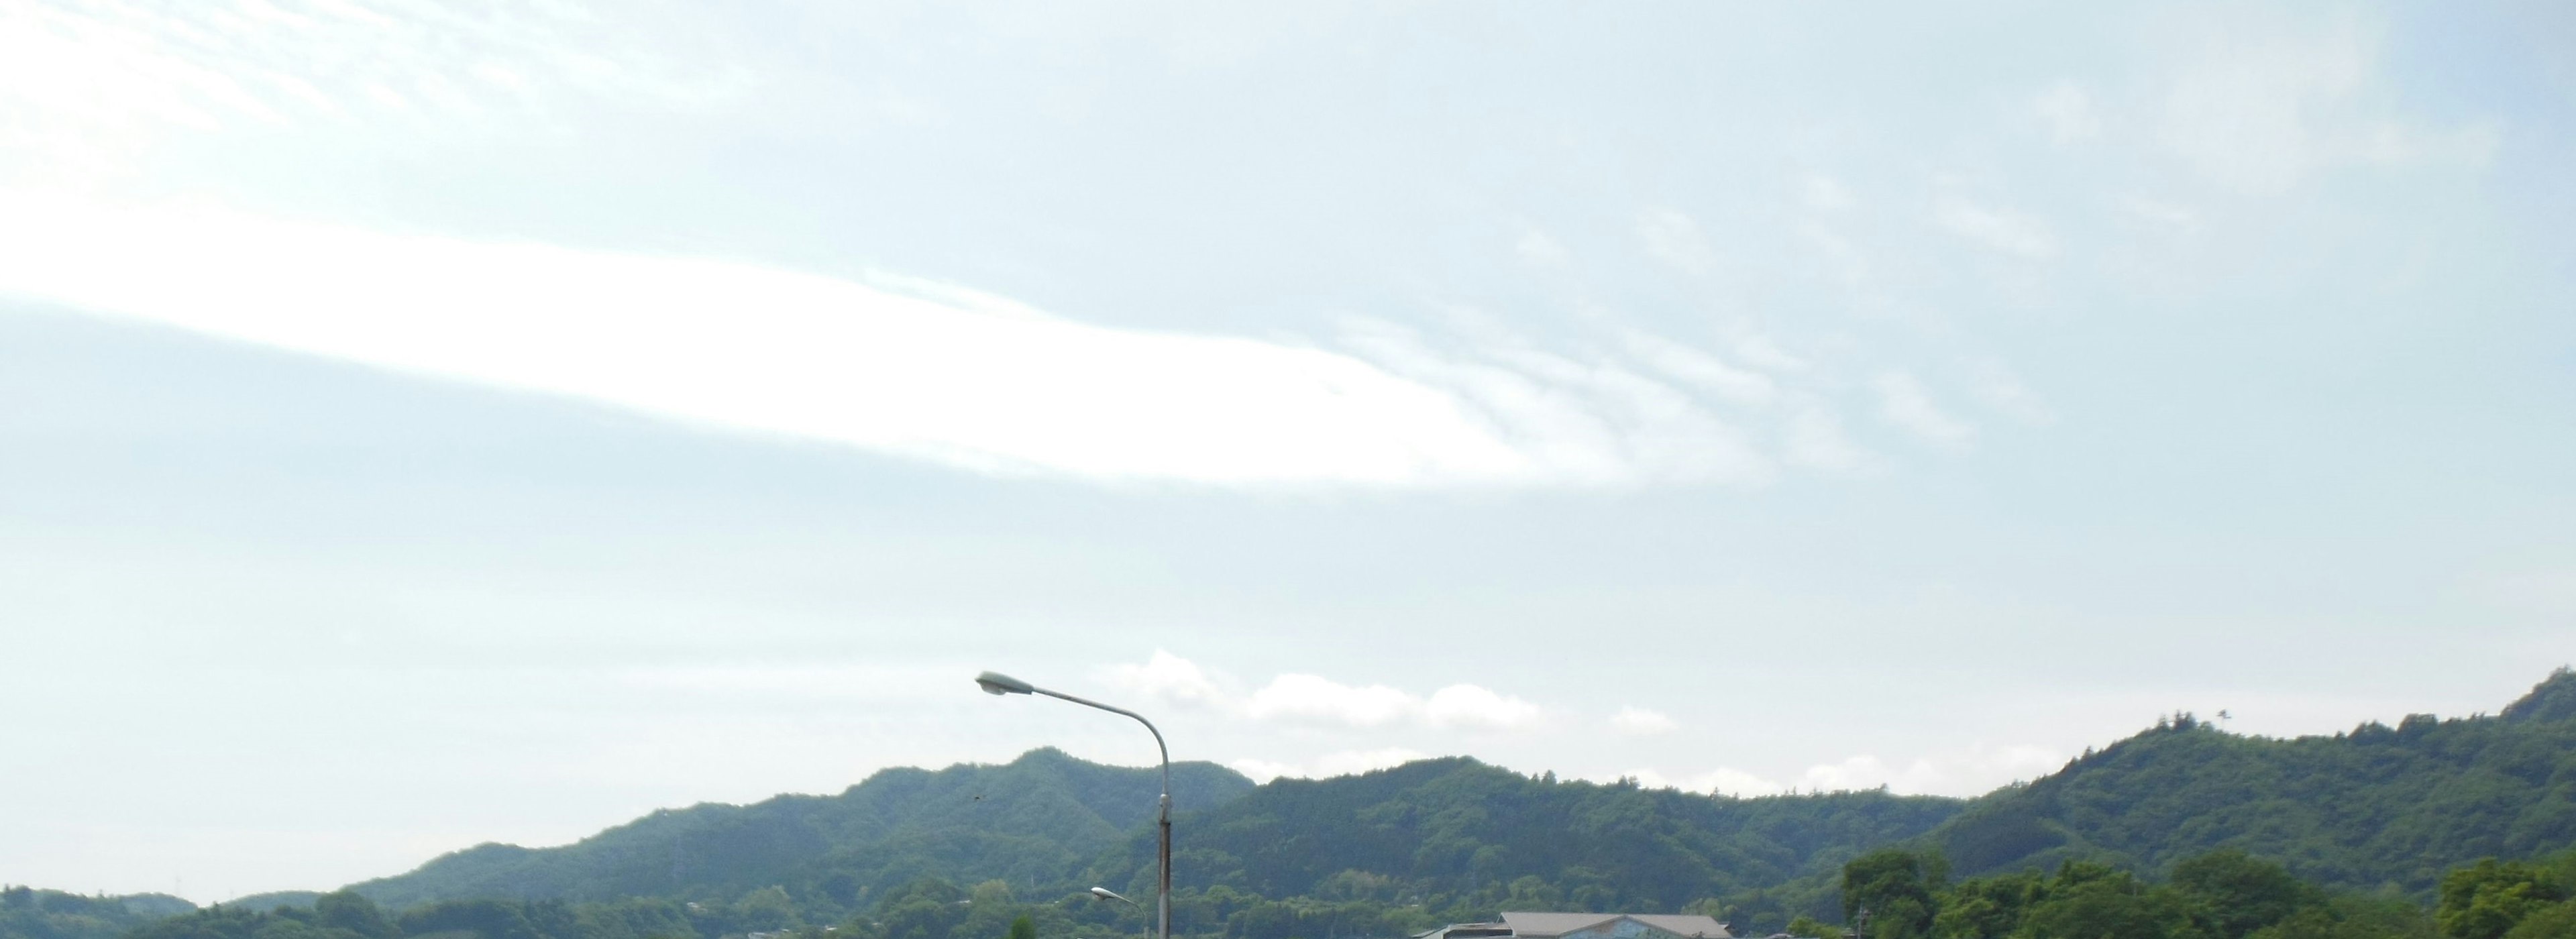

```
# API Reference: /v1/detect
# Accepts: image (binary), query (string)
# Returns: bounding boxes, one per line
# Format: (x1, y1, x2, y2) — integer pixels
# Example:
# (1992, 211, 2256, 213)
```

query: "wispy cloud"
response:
(0, 195, 1807, 490)
(0, 1, 751, 177)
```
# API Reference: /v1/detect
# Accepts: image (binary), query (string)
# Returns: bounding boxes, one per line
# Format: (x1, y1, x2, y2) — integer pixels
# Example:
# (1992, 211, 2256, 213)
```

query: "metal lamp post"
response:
(976, 671, 1171, 939)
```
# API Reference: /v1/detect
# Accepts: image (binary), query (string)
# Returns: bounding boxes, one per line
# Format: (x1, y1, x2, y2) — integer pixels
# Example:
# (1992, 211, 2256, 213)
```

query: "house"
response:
(1417, 912, 1733, 939)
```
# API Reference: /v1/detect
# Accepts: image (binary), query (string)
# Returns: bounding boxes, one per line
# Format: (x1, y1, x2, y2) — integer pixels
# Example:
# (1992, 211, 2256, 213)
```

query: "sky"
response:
(3, 0, 2573, 904)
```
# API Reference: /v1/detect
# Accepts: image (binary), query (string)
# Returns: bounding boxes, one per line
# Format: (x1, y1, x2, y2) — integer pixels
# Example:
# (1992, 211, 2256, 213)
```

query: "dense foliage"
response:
(1822, 847, 2440, 939)
(78, 850, 2576, 939)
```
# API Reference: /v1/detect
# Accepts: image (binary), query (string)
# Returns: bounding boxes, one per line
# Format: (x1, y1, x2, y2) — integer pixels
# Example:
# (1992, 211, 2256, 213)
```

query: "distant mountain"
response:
(1919, 668, 2576, 893)
(351, 748, 1256, 909)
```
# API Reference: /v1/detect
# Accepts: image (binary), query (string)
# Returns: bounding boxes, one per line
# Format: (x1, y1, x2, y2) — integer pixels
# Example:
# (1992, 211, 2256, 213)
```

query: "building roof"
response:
(1500, 913, 1732, 939)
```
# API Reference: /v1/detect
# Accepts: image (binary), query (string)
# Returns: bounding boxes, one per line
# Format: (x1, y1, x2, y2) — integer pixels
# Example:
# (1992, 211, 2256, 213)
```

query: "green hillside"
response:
(351, 748, 1256, 909)
(1921, 669, 2576, 893)
(1, 888, 195, 939)
(1084, 757, 1963, 912)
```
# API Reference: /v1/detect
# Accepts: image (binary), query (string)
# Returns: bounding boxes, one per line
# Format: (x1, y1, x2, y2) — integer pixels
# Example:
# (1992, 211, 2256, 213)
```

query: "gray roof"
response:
(1499, 913, 1732, 939)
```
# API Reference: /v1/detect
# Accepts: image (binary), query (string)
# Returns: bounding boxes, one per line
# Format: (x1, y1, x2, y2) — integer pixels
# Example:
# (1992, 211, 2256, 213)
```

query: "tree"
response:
(2503, 900, 2576, 939)
(1841, 850, 1937, 939)
(1007, 915, 1036, 939)
(2438, 861, 2566, 939)
(735, 887, 799, 933)
(313, 893, 391, 939)
(2171, 850, 2320, 938)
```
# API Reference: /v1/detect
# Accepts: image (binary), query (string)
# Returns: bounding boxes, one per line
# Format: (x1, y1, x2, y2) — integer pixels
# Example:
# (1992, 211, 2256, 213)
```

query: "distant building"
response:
(1417, 912, 1733, 939)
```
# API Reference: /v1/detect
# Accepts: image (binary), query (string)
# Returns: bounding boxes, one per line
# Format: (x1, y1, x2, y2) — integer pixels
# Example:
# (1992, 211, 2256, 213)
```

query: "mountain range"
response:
(11, 669, 2576, 939)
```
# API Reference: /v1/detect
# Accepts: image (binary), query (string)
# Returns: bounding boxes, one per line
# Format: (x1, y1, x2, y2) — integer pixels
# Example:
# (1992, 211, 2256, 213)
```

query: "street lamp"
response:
(976, 671, 1171, 939)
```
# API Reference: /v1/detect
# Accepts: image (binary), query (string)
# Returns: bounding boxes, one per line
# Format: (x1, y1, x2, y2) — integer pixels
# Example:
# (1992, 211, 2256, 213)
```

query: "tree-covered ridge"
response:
(1923, 669, 2576, 892)
(1085, 757, 1964, 914)
(1, 888, 195, 939)
(351, 749, 1256, 909)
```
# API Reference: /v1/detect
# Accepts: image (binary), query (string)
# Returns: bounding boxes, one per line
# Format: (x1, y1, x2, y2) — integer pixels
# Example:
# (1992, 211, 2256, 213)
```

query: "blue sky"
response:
(3, 0, 2573, 902)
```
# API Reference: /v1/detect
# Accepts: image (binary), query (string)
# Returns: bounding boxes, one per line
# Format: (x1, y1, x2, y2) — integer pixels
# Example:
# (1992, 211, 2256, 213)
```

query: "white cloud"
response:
(1874, 372, 1977, 449)
(1229, 748, 1426, 783)
(1619, 331, 1778, 408)
(1425, 684, 1543, 732)
(1225, 758, 1299, 783)
(1609, 706, 1676, 736)
(1102, 649, 1229, 708)
(0, 194, 1796, 490)
(2034, 82, 2102, 144)
(1697, 767, 1788, 797)
(1108, 653, 1546, 734)
(1935, 197, 2058, 260)
(1340, 319, 1776, 487)
(1801, 743, 2063, 797)
(1245, 674, 1419, 728)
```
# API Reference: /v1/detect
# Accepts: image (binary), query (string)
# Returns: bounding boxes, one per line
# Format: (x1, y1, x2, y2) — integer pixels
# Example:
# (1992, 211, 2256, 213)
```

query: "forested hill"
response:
(1085, 757, 1965, 916)
(1, 888, 193, 939)
(1919, 668, 2576, 893)
(350, 748, 1255, 909)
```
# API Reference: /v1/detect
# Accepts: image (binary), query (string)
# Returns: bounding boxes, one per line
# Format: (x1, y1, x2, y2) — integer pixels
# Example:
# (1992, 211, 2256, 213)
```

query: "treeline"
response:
(1816, 848, 2433, 939)
(1801, 843, 2576, 939)
(88, 846, 2576, 939)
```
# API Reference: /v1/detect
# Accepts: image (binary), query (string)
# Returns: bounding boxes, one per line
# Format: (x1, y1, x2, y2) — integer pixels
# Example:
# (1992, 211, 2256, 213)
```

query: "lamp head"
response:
(976, 671, 1035, 696)
(1088, 887, 1135, 905)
